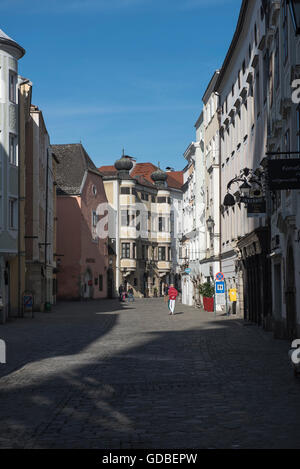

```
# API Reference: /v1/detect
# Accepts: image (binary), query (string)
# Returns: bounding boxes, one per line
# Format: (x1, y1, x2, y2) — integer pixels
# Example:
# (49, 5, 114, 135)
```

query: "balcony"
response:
(270, 0, 280, 26)
(157, 261, 171, 272)
(120, 258, 136, 272)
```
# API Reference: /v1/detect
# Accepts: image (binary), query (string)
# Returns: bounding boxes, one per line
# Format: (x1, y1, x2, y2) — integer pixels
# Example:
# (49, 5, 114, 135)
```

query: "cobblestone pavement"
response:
(0, 298, 299, 449)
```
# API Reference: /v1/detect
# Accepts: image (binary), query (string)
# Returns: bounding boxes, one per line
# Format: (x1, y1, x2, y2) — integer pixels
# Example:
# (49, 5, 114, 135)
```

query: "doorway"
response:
(83, 269, 93, 299)
(286, 243, 296, 339)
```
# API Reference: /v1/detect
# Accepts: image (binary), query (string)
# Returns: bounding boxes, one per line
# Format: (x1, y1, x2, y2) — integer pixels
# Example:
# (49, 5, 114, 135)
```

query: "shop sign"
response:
(246, 198, 266, 217)
(268, 159, 300, 190)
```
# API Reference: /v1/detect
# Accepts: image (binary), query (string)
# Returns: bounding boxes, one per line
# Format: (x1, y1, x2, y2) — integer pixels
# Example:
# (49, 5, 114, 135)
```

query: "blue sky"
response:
(2, 0, 242, 170)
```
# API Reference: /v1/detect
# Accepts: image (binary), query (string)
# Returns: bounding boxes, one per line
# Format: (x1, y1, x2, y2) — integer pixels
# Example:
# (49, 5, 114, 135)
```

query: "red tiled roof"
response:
(167, 171, 183, 189)
(131, 163, 157, 185)
(98, 165, 117, 173)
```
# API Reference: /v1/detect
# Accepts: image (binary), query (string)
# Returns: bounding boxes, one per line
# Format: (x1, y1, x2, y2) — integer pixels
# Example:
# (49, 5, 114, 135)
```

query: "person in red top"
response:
(168, 284, 178, 315)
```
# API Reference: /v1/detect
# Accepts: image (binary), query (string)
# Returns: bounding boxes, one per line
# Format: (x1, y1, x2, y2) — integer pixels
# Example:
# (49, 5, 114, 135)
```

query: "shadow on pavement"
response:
(0, 302, 298, 449)
(0, 299, 131, 380)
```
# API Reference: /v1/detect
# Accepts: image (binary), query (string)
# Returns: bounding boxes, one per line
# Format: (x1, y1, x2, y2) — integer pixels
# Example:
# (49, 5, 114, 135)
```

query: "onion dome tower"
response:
(151, 166, 168, 188)
(114, 154, 134, 180)
(0, 28, 25, 59)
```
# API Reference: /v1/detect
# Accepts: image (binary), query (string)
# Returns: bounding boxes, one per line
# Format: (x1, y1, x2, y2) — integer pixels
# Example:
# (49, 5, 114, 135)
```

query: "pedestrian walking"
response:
(168, 284, 178, 315)
(128, 287, 134, 302)
(119, 284, 124, 302)
(164, 284, 169, 303)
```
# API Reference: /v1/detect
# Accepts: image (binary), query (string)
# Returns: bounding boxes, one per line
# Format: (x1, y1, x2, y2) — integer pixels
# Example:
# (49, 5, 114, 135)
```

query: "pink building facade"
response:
(53, 144, 108, 300)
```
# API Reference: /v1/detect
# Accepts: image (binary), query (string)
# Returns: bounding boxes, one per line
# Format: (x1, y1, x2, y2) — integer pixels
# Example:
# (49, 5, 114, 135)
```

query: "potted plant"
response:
(153, 287, 158, 298)
(199, 282, 214, 312)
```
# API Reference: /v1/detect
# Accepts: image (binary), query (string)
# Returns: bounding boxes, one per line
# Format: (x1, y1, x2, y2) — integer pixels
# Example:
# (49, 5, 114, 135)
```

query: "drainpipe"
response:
(17, 87, 21, 317)
(17, 79, 30, 317)
(44, 148, 49, 306)
(116, 177, 120, 294)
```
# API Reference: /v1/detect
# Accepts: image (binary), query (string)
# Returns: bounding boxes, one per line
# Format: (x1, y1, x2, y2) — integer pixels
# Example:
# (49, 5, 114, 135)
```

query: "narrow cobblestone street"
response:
(0, 299, 299, 449)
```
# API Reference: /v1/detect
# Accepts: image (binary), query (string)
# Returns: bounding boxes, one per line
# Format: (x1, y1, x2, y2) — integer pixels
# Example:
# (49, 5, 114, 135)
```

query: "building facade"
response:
(25, 105, 58, 311)
(0, 29, 25, 321)
(54, 144, 108, 301)
(99, 157, 183, 298)
(202, 71, 221, 285)
(180, 113, 206, 306)
(265, 0, 300, 339)
(215, 0, 272, 324)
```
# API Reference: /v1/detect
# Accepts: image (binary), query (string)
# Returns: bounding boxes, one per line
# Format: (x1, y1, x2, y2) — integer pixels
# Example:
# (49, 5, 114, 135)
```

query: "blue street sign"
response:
(215, 281, 225, 294)
(216, 272, 225, 281)
(185, 268, 191, 274)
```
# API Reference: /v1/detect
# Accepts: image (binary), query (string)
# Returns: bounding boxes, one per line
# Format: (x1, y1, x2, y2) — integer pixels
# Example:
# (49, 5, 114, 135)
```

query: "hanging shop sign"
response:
(268, 159, 300, 190)
(246, 198, 266, 217)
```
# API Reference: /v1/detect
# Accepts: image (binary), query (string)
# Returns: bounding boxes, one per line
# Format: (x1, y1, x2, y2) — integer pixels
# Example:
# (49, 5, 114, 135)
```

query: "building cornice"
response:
(215, 0, 249, 91)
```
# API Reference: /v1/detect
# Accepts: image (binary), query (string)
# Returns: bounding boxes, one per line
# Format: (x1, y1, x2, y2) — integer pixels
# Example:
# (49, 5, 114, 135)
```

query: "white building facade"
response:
(0, 30, 25, 321)
(266, 0, 300, 339)
(202, 71, 221, 283)
(181, 113, 206, 306)
(215, 0, 271, 324)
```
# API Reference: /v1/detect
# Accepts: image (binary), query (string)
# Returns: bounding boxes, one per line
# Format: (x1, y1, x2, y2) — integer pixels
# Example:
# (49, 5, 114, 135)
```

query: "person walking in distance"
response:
(164, 284, 169, 303)
(168, 284, 178, 315)
(119, 284, 124, 302)
(128, 287, 134, 302)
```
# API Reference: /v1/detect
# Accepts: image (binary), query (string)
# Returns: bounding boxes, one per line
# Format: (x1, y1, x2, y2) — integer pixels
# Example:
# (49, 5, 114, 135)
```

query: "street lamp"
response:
(223, 192, 236, 207)
(239, 180, 252, 197)
(223, 167, 263, 207)
(288, 0, 300, 35)
(206, 216, 215, 231)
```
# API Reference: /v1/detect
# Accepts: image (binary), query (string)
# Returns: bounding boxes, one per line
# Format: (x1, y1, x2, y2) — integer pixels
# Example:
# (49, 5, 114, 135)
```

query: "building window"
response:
(158, 216, 166, 232)
(275, 30, 280, 90)
(263, 52, 269, 104)
(158, 246, 166, 261)
(297, 108, 300, 152)
(9, 199, 17, 229)
(121, 243, 130, 258)
(284, 129, 291, 197)
(92, 210, 98, 228)
(9, 134, 17, 165)
(136, 210, 140, 231)
(142, 245, 148, 260)
(9, 72, 16, 103)
(121, 187, 130, 194)
(99, 275, 103, 291)
(255, 69, 261, 117)
(121, 210, 130, 226)
(283, 0, 289, 63)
